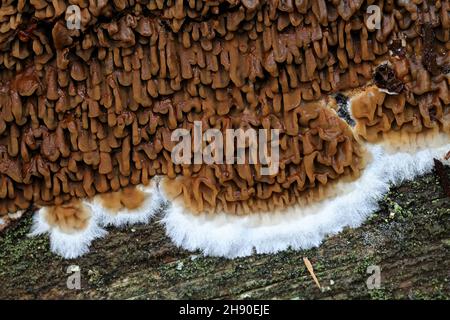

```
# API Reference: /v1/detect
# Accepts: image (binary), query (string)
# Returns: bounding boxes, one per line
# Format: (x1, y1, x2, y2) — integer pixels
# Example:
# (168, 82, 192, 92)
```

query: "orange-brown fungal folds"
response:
(160, 101, 366, 215)
(350, 85, 450, 151)
(98, 186, 146, 213)
(43, 199, 90, 233)
(1, 1, 449, 258)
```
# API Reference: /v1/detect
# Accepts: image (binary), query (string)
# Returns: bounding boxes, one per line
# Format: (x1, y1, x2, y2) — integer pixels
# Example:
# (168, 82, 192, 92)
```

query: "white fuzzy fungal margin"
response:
(160, 142, 450, 258)
(27, 181, 164, 259)
(27, 141, 450, 259)
(89, 182, 164, 228)
(28, 208, 107, 259)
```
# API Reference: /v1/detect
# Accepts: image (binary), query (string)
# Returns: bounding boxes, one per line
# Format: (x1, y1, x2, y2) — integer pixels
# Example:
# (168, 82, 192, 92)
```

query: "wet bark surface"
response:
(0, 168, 449, 300)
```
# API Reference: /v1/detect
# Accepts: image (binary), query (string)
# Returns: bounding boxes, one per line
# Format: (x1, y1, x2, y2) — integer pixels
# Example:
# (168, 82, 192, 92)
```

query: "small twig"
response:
(445, 151, 450, 161)
(433, 159, 450, 197)
(303, 257, 321, 289)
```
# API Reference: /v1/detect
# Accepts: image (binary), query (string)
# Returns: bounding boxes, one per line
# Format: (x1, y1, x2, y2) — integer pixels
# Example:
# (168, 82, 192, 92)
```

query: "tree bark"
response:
(0, 169, 449, 300)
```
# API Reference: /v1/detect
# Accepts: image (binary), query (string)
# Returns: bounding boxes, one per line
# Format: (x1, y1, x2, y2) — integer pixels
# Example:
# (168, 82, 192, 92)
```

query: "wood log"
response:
(0, 169, 448, 299)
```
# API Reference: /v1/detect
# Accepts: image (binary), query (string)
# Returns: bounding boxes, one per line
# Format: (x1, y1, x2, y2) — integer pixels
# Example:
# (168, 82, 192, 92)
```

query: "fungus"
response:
(0, 0, 448, 258)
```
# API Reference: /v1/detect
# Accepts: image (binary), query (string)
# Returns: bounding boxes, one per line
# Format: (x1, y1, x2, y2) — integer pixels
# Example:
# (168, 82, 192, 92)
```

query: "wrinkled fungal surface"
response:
(0, 0, 449, 217)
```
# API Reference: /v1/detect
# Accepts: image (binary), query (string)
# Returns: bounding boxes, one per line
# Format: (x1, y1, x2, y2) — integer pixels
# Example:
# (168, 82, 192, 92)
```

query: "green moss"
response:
(87, 268, 105, 287)
(369, 288, 393, 300)
(441, 239, 450, 248)
(356, 254, 378, 277)
(0, 215, 57, 277)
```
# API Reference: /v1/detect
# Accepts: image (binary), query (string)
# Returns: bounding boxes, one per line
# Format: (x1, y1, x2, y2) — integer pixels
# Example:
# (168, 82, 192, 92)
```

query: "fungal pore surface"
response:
(0, 0, 449, 258)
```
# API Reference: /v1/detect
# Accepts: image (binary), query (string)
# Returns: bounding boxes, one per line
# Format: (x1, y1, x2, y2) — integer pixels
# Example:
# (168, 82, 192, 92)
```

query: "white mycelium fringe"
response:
(160, 142, 450, 258)
(28, 208, 107, 259)
(8, 210, 25, 220)
(89, 182, 164, 227)
(26, 141, 449, 259)
(28, 181, 163, 258)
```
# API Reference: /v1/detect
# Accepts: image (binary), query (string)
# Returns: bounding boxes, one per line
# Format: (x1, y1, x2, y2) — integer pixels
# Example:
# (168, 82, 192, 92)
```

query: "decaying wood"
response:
(434, 159, 450, 197)
(0, 169, 449, 300)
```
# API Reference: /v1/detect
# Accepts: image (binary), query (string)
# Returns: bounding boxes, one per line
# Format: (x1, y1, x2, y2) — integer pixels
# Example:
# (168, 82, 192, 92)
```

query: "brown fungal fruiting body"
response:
(0, 0, 449, 218)
(42, 198, 90, 233)
(161, 101, 366, 214)
(350, 84, 449, 150)
(98, 185, 146, 212)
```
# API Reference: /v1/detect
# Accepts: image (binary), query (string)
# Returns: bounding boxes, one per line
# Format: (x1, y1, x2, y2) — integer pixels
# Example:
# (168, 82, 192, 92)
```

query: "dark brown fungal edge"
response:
(373, 64, 404, 94)
(434, 158, 450, 197)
